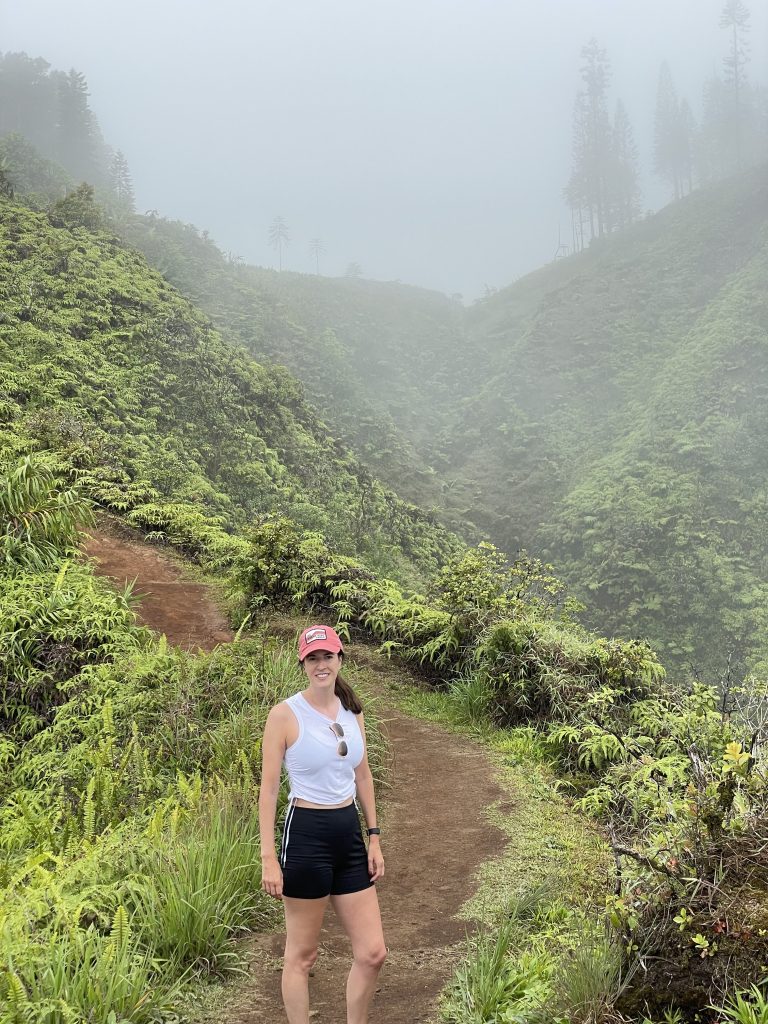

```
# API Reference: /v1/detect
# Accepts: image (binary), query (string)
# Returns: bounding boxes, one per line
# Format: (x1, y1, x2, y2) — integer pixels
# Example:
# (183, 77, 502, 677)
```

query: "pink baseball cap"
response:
(299, 625, 344, 661)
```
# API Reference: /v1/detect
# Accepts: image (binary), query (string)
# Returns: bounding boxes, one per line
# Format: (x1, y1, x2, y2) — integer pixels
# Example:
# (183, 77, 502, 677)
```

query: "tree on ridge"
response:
(309, 236, 326, 275)
(268, 215, 290, 271)
(109, 149, 135, 212)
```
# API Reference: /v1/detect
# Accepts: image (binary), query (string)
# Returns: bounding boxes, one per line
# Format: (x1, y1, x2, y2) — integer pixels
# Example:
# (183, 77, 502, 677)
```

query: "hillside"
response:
(122, 170, 768, 674)
(0, 190, 461, 582)
(118, 214, 471, 527)
(4, 56, 768, 674)
(456, 168, 768, 672)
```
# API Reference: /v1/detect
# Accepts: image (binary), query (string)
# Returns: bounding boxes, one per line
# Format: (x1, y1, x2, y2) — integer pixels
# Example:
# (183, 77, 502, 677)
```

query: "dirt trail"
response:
(83, 524, 506, 1024)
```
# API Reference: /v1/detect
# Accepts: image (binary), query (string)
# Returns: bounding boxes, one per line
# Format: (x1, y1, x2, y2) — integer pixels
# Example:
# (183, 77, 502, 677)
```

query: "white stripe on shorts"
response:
(281, 800, 297, 868)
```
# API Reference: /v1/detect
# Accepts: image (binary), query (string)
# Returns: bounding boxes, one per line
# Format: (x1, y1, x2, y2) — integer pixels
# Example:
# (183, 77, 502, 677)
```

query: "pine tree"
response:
(581, 38, 612, 238)
(309, 237, 326, 275)
(0, 53, 56, 153)
(610, 100, 642, 229)
(564, 91, 590, 251)
(718, 0, 751, 170)
(564, 40, 641, 243)
(55, 69, 97, 182)
(678, 99, 696, 195)
(654, 63, 696, 202)
(699, 74, 731, 182)
(109, 149, 135, 212)
(654, 62, 682, 200)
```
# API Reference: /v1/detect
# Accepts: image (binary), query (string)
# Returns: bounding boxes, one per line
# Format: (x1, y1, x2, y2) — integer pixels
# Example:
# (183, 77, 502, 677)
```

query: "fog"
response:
(3, 0, 767, 298)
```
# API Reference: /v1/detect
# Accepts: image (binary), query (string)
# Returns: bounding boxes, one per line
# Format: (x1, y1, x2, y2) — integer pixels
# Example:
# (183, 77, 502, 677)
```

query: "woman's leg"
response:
(282, 895, 329, 1024)
(331, 887, 387, 1024)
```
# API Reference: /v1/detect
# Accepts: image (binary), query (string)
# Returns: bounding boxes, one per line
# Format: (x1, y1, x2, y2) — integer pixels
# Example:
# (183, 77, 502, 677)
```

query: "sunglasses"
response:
(329, 722, 348, 757)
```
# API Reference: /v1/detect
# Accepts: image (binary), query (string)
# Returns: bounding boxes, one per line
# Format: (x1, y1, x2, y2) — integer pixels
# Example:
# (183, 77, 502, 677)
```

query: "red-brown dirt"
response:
(82, 523, 506, 1024)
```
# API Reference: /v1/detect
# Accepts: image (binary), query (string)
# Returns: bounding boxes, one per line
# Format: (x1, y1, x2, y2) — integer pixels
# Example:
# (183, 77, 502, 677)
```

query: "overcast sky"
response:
(3, 0, 767, 298)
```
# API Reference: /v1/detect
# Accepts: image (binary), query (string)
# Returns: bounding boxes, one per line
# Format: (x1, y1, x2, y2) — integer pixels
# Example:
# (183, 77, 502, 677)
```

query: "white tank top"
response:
(283, 692, 364, 804)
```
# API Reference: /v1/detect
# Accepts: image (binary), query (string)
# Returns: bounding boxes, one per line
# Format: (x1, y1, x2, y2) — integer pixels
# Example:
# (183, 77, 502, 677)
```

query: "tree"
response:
(678, 99, 696, 195)
(609, 100, 642, 229)
(565, 39, 613, 244)
(565, 40, 641, 244)
(49, 182, 105, 231)
(55, 69, 97, 182)
(654, 63, 696, 202)
(655, 62, 681, 200)
(0, 53, 56, 153)
(109, 149, 135, 212)
(719, 0, 751, 169)
(0, 156, 14, 198)
(345, 262, 363, 279)
(268, 215, 290, 271)
(309, 237, 326, 275)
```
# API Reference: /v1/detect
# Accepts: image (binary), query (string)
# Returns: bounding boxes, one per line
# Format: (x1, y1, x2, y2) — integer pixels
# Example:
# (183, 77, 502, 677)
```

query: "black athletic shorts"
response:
(280, 802, 373, 899)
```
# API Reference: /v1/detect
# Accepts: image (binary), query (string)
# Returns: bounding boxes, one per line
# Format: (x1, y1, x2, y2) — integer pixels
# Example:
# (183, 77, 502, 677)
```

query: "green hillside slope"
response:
(0, 192, 460, 581)
(541, 233, 768, 672)
(120, 169, 768, 674)
(119, 215, 471, 525)
(455, 168, 768, 545)
(454, 168, 768, 672)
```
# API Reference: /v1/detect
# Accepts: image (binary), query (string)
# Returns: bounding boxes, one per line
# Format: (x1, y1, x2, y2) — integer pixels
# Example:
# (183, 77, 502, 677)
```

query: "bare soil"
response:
(82, 523, 507, 1023)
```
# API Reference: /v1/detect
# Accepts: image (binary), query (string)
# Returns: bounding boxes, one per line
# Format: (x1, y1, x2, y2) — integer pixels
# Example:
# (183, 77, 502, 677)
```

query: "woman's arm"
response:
(259, 703, 289, 899)
(355, 712, 385, 882)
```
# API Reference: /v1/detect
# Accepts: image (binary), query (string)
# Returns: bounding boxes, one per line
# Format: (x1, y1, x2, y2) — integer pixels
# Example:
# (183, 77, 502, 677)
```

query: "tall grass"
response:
(131, 784, 272, 978)
(441, 892, 556, 1024)
(446, 671, 496, 729)
(541, 931, 625, 1024)
(0, 908, 180, 1024)
(714, 986, 768, 1024)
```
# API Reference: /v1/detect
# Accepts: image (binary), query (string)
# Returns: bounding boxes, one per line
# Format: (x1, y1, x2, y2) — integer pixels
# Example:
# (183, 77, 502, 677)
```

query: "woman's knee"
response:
(284, 942, 319, 974)
(356, 943, 387, 971)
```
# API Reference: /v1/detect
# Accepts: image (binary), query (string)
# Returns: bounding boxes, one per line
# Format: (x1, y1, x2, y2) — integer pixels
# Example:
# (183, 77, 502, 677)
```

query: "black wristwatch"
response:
(367, 827, 381, 836)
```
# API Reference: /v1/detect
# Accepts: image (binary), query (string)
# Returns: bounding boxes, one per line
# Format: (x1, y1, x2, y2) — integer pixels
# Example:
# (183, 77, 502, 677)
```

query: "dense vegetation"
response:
(117, 212, 470, 525)
(3, 45, 768, 679)
(3, 39, 768, 1022)
(118, 167, 768, 678)
(462, 167, 768, 675)
(0, 189, 462, 584)
(0, 457, 394, 1020)
(232, 510, 768, 1022)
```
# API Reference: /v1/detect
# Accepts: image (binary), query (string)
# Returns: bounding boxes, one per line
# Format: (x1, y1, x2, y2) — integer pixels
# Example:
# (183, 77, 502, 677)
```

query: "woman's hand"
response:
(368, 837, 385, 882)
(261, 855, 284, 899)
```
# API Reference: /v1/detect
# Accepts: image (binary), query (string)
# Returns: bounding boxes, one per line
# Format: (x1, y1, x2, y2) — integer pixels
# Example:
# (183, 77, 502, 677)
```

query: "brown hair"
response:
(335, 659, 363, 714)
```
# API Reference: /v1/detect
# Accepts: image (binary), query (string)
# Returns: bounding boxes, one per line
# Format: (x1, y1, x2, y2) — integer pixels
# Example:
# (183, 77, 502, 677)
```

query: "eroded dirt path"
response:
(84, 525, 232, 651)
(83, 523, 506, 1024)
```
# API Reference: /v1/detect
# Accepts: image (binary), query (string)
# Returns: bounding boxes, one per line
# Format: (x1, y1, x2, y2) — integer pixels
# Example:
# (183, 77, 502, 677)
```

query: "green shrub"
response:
(441, 917, 551, 1024)
(1, 455, 94, 573)
(0, 906, 181, 1024)
(714, 986, 768, 1024)
(540, 932, 625, 1024)
(130, 784, 272, 978)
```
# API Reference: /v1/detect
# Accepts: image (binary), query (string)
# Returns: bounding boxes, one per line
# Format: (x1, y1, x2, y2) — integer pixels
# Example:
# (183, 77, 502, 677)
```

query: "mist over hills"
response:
(0, 190, 462, 586)
(2, 47, 768, 677)
(119, 163, 768, 676)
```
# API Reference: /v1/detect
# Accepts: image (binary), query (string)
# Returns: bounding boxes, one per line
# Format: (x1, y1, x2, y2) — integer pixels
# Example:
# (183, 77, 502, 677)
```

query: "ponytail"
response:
(335, 661, 362, 714)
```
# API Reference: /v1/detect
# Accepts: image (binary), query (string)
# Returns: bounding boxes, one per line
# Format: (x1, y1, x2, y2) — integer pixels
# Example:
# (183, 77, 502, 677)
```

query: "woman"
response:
(259, 625, 386, 1024)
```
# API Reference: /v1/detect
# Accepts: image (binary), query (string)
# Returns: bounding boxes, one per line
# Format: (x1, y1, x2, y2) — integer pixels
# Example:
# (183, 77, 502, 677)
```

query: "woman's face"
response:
(301, 649, 341, 689)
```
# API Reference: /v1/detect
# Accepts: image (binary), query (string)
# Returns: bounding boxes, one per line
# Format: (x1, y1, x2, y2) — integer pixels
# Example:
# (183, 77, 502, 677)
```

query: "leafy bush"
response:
(441, 918, 550, 1024)
(236, 516, 665, 726)
(1, 454, 94, 573)
(0, 906, 181, 1024)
